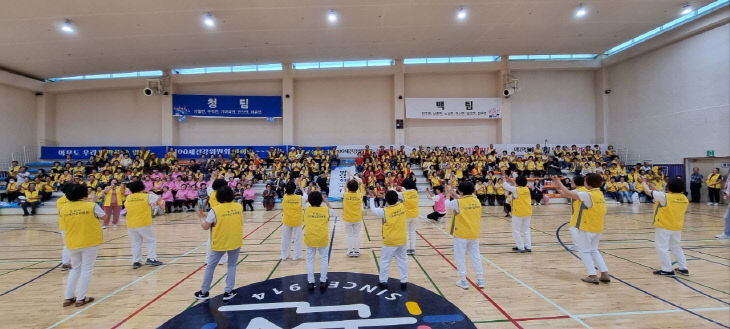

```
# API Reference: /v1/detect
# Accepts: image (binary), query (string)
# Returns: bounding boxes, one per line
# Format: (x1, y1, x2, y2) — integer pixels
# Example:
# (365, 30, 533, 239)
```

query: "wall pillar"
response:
(394, 59, 405, 145)
(160, 69, 177, 145)
(282, 63, 294, 145)
(497, 57, 511, 143)
(594, 67, 609, 143)
(36, 93, 57, 148)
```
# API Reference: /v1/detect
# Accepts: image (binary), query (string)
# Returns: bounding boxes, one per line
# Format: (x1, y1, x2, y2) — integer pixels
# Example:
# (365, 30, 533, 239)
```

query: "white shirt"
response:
(147, 193, 160, 205)
(575, 191, 594, 208)
(502, 182, 519, 198)
(368, 198, 386, 218)
(92, 204, 106, 218)
(651, 190, 667, 206)
(445, 198, 460, 214)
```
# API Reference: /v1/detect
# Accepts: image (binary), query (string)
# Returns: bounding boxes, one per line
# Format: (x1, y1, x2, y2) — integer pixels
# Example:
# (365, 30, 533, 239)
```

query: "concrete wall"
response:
(0, 84, 36, 159)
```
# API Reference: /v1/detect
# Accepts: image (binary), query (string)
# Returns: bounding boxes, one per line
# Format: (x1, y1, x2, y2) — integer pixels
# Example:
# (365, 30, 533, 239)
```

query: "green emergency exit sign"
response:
(707, 150, 715, 157)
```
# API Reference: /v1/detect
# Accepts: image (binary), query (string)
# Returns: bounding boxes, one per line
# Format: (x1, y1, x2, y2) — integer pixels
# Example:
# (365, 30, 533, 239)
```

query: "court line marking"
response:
(556, 222, 730, 329)
(46, 242, 207, 329)
(327, 216, 338, 263)
(104, 211, 281, 329)
(410, 254, 445, 298)
(417, 230, 524, 329)
(576, 306, 730, 318)
(426, 220, 593, 328)
(0, 263, 61, 297)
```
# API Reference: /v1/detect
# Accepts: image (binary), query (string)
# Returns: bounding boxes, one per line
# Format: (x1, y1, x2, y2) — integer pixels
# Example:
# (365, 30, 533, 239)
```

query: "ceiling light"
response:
(203, 13, 216, 27)
(60, 19, 75, 33)
(457, 7, 467, 20)
(681, 4, 693, 15)
(575, 4, 587, 17)
(327, 9, 338, 23)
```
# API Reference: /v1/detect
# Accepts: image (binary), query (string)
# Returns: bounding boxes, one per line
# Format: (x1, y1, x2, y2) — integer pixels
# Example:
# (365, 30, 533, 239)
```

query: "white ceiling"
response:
(0, 0, 714, 79)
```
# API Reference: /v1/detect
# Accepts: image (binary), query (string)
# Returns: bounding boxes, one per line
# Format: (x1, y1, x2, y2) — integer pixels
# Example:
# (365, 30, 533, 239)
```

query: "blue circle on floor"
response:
(160, 272, 476, 329)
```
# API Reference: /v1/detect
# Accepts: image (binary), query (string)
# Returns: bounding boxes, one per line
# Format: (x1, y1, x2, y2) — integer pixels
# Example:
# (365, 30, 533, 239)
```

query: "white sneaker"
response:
(716, 234, 730, 240)
(113, 224, 118, 230)
(456, 279, 469, 289)
(102, 225, 107, 230)
(707, 202, 713, 205)
(616, 201, 620, 205)
(714, 203, 719, 206)
(346, 251, 354, 257)
(477, 279, 485, 288)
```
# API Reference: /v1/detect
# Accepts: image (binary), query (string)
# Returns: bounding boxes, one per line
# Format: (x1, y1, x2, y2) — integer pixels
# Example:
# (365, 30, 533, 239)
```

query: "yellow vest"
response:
(24, 190, 40, 202)
(575, 189, 607, 233)
(124, 192, 153, 228)
(707, 174, 722, 188)
(57, 195, 69, 230)
(450, 196, 481, 239)
(512, 186, 533, 217)
(402, 189, 419, 218)
(382, 203, 407, 246)
(342, 191, 363, 223)
(60, 201, 103, 249)
(282, 194, 304, 226)
(303, 206, 330, 248)
(209, 190, 220, 208)
(569, 187, 588, 227)
(653, 192, 689, 231)
(211, 202, 243, 251)
(103, 187, 125, 206)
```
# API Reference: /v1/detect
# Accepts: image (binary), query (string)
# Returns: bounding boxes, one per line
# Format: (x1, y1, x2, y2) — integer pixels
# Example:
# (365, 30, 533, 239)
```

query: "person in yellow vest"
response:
(502, 176, 533, 253)
(444, 181, 485, 289)
(641, 177, 690, 276)
(706, 168, 723, 206)
(102, 179, 125, 230)
(124, 181, 164, 269)
(552, 173, 611, 284)
(206, 178, 230, 266)
(343, 177, 363, 257)
(56, 185, 73, 270)
(60, 184, 105, 307)
(605, 177, 620, 205)
(281, 180, 308, 261)
(400, 178, 419, 255)
(566, 176, 587, 252)
(303, 191, 335, 289)
(21, 182, 41, 216)
(368, 190, 408, 290)
(194, 186, 243, 301)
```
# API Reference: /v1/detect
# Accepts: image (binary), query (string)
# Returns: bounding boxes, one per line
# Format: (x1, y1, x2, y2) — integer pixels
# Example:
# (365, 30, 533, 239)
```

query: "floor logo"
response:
(160, 272, 476, 329)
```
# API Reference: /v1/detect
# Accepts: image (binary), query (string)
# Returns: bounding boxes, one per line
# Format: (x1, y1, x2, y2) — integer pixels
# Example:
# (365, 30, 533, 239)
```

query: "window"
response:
(605, 0, 729, 56)
(508, 54, 597, 61)
(47, 70, 163, 82)
(403, 56, 501, 64)
(292, 59, 394, 70)
(172, 64, 283, 74)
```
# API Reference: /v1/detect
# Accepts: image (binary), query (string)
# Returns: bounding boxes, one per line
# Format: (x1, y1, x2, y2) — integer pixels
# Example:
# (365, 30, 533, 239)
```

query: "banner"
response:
(332, 144, 607, 158)
(405, 98, 501, 119)
(327, 166, 357, 200)
(40, 146, 167, 160)
(172, 94, 282, 118)
(172, 145, 288, 159)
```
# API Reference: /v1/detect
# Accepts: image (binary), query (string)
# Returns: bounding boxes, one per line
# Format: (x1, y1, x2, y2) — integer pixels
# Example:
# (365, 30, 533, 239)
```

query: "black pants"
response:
(427, 210, 446, 221)
(708, 188, 721, 203)
(2, 191, 21, 202)
(690, 182, 701, 202)
(476, 194, 486, 205)
(242, 199, 254, 211)
(487, 194, 496, 206)
(22, 201, 39, 215)
(496, 195, 506, 206)
(165, 202, 173, 213)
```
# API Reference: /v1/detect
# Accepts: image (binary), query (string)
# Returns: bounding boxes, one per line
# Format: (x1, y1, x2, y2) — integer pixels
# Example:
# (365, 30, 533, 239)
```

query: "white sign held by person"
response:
(327, 166, 357, 199)
(405, 98, 501, 119)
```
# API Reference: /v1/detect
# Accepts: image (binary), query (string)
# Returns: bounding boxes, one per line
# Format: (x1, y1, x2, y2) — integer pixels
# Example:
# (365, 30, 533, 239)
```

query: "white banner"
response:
(327, 166, 357, 199)
(405, 97, 501, 119)
(333, 144, 606, 158)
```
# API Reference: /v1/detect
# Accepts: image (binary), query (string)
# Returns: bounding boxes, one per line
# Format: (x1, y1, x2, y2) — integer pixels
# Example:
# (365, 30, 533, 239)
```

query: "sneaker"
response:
(581, 276, 599, 284)
(707, 202, 713, 205)
(319, 280, 329, 289)
(504, 214, 510, 217)
(307, 282, 316, 290)
(346, 251, 354, 257)
(193, 291, 210, 300)
(223, 290, 237, 301)
(132, 262, 142, 269)
(377, 282, 388, 289)
(676, 269, 690, 276)
(716, 234, 730, 240)
(477, 279, 485, 288)
(512, 247, 525, 253)
(653, 270, 676, 277)
(353, 251, 360, 257)
(714, 203, 720, 206)
(102, 225, 108, 230)
(525, 248, 532, 253)
(113, 224, 118, 230)
(456, 279, 469, 289)
(146, 258, 163, 266)
(74, 296, 95, 307)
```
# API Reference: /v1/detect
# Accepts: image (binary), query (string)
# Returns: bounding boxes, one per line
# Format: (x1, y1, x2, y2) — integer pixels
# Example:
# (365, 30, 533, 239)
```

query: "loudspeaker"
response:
(398, 95, 403, 100)
(395, 119, 404, 129)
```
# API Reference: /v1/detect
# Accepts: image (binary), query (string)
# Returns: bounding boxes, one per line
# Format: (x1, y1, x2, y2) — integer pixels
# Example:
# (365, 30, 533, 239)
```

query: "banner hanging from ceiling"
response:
(172, 94, 282, 118)
(405, 97, 501, 119)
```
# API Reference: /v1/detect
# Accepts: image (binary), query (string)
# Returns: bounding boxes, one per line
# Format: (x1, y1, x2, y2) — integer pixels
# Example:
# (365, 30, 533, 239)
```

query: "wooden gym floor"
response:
(0, 202, 728, 329)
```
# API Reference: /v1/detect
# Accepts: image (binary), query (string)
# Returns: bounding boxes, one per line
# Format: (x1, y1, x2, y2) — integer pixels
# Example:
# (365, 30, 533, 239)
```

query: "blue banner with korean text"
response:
(172, 94, 282, 118)
(172, 146, 290, 159)
(40, 146, 167, 160)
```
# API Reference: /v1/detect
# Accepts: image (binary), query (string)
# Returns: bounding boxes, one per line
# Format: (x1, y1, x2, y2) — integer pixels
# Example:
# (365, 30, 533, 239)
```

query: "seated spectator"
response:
(22, 182, 41, 216)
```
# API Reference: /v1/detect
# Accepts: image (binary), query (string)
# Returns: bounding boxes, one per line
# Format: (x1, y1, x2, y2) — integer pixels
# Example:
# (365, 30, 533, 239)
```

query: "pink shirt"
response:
(161, 191, 173, 202)
(143, 180, 153, 191)
(243, 188, 255, 200)
(434, 193, 446, 213)
(186, 188, 198, 200)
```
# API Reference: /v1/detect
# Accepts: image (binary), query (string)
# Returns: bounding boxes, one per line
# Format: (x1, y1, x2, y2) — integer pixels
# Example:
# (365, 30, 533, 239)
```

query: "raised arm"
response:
(551, 175, 579, 199)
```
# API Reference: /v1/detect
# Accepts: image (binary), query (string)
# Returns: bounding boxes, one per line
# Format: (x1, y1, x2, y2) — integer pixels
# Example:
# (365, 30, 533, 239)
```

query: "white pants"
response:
(453, 238, 483, 281)
(306, 246, 329, 283)
(344, 221, 362, 252)
(569, 226, 579, 249)
(655, 228, 687, 272)
(575, 230, 608, 275)
(281, 225, 303, 260)
(380, 245, 408, 283)
(511, 215, 532, 250)
(61, 230, 70, 264)
(64, 245, 99, 301)
(406, 218, 418, 250)
(128, 226, 157, 263)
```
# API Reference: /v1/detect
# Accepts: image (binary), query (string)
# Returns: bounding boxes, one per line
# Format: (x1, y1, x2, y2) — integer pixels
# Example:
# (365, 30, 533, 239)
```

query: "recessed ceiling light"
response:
(60, 19, 75, 33)
(575, 4, 587, 17)
(681, 4, 693, 15)
(203, 13, 216, 28)
(457, 7, 467, 20)
(327, 9, 338, 23)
